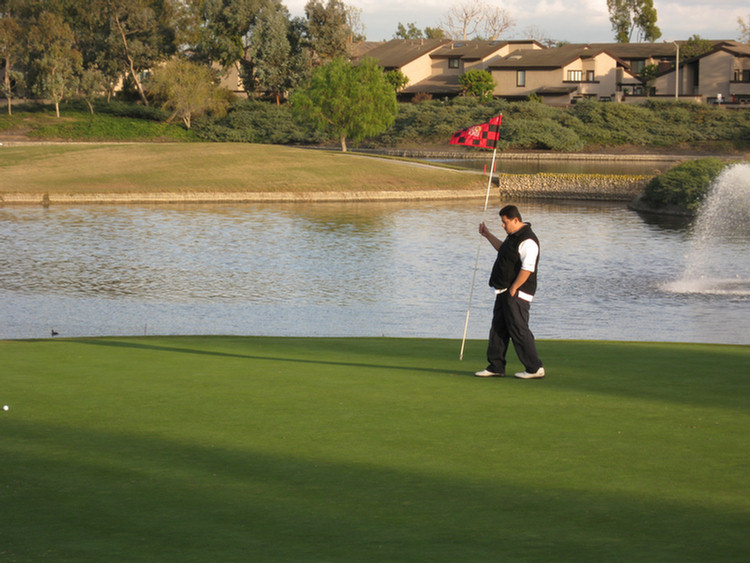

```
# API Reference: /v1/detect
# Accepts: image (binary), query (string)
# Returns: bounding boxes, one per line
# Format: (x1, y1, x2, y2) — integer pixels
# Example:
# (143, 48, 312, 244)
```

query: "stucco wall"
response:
(699, 51, 734, 100)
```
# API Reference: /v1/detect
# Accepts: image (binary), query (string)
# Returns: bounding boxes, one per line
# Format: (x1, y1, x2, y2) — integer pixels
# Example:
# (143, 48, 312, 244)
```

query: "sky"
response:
(283, 0, 748, 44)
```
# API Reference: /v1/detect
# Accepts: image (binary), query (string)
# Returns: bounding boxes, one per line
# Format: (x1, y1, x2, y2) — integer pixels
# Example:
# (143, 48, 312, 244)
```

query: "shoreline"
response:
(0, 188, 491, 205)
(1, 174, 650, 206)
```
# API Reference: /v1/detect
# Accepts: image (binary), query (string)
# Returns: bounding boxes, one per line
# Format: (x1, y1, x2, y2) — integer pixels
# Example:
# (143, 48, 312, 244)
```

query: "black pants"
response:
(486, 292, 543, 374)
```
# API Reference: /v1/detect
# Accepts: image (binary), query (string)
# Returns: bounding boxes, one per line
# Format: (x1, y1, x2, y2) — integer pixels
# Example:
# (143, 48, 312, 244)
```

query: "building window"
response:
(517, 70, 526, 87)
(448, 57, 460, 69)
(734, 69, 750, 82)
(631, 60, 645, 74)
(567, 70, 582, 82)
(586, 70, 595, 82)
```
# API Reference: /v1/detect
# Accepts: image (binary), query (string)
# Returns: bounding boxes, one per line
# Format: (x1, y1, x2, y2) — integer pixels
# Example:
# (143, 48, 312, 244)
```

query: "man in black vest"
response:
(475, 205, 545, 379)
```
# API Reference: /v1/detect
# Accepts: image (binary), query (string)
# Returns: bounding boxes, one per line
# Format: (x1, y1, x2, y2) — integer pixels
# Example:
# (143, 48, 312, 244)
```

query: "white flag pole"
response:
(459, 144, 498, 360)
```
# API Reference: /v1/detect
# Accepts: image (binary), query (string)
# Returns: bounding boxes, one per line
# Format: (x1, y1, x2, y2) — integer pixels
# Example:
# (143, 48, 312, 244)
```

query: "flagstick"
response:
(459, 145, 498, 360)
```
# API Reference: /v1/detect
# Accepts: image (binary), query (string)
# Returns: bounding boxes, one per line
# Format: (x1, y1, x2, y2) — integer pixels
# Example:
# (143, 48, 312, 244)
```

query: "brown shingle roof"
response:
(587, 42, 679, 59)
(489, 44, 609, 70)
(716, 41, 750, 58)
(430, 40, 541, 61)
(401, 74, 462, 95)
(354, 38, 450, 69)
(588, 40, 735, 60)
(348, 41, 385, 59)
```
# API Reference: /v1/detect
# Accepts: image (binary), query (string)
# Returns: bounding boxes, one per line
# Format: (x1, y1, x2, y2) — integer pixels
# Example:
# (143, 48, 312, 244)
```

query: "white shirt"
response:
(517, 238, 539, 302)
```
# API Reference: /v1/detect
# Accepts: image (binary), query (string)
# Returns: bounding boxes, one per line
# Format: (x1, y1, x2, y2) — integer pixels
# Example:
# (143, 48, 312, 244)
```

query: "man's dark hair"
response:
(499, 205, 522, 221)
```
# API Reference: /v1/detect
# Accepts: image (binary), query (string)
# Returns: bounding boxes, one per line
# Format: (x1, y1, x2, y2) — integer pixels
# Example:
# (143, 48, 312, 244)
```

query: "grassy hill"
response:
(0, 143, 482, 198)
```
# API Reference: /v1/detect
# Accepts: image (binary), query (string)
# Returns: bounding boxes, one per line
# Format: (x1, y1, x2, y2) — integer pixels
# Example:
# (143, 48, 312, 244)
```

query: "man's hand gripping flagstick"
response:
(449, 115, 503, 360)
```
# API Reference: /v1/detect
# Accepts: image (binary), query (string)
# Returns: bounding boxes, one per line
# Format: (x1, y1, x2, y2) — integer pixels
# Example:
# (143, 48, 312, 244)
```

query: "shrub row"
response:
(6, 97, 750, 151)
(194, 96, 750, 152)
(193, 100, 323, 145)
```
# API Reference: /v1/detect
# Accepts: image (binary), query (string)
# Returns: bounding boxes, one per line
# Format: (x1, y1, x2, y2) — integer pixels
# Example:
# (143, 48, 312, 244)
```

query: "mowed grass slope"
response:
(0, 143, 480, 195)
(2, 336, 749, 563)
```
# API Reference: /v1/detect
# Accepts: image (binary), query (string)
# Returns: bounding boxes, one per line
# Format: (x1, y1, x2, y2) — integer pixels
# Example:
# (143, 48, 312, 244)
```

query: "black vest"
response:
(489, 223, 539, 295)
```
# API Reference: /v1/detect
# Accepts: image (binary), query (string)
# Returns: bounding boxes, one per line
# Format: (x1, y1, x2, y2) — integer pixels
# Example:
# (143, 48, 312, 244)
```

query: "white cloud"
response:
(282, 0, 748, 43)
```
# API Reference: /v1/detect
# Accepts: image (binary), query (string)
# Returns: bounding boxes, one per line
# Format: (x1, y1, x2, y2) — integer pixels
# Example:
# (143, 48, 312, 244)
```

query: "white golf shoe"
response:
(514, 367, 546, 379)
(474, 369, 504, 377)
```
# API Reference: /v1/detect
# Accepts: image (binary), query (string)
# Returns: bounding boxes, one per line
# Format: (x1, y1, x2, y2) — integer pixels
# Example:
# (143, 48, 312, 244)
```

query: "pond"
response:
(2, 193, 749, 345)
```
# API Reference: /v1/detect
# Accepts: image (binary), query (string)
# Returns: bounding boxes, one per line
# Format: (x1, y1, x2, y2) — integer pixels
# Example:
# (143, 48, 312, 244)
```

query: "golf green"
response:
(2, 336, 748, 562)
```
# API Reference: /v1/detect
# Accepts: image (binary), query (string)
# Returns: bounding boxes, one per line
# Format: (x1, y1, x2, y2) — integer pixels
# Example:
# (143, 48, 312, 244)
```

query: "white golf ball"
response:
(2, 405, 8, 411)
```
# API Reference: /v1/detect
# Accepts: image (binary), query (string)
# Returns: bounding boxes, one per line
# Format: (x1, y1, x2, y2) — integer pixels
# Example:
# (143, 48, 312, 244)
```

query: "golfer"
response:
(475, 205, 545, 379)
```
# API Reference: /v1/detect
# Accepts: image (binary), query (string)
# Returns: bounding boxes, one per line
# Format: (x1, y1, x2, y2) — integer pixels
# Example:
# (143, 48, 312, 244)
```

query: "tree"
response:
(58, 0, 138, 103)
(384, 68, 408, 91)
(175, 0, 264, 68)
(146, 58, 230, 128)
(680, 34, 713, 61)
(739, 14, 750, 44)
(394, 22, 423, 39)
(523, 25, 556, 48)
(394, 22, 447, 40)
(0, 12, 22, 114)
(78, 67, 107, 113)
(304, 0, 351, 62)
(27, 12, 82, 117)
(607, 0, 661, 43)
(639, 63, 659, 96)
(244, 3, 310, 105)
(287, 15, 313, 87)
(481, 2, 515, 40)
(442, 0, 514, 40)
(424, 27, 447, 39)
(458, 68, 495, 100)
(345, 4, 365, 43)
(290, 56, 397, 152)
(105, 0, 176, 105)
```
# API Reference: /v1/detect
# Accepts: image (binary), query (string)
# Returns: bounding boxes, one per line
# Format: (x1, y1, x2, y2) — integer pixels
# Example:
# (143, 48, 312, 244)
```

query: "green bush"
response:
(458, 69, 495, 100)
(642, 158, 729, 212)
(93, 100, 172, 122)
(193, 99, 321, 144)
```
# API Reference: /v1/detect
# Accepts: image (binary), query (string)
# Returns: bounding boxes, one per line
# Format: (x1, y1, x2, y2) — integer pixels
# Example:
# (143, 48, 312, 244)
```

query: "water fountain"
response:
(665, 163, 750, 295)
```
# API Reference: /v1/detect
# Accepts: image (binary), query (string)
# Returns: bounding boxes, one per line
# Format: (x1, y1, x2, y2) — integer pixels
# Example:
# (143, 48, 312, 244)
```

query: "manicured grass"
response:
(0, 110, 196, 142)
(2, 336, 749, 562)
(0, 143, 480, 195)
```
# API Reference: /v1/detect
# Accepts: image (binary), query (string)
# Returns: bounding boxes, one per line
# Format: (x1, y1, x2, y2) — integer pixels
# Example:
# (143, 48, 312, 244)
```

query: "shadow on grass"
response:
(3, 418, 748, 563)
(70, 337, 466, 377)
(21, 336, 750, 410)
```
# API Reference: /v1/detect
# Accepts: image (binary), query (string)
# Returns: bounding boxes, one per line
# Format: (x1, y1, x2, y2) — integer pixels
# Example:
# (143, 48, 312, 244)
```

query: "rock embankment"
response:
(496, 173, 649, 201)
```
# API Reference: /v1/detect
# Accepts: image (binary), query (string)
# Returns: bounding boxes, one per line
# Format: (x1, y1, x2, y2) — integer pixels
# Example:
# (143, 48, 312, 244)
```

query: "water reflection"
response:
(1, 199, 748, 344)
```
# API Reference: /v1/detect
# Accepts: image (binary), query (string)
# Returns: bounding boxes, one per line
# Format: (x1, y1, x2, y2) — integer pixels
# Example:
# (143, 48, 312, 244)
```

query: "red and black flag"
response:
(449, 115, 502, 149)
